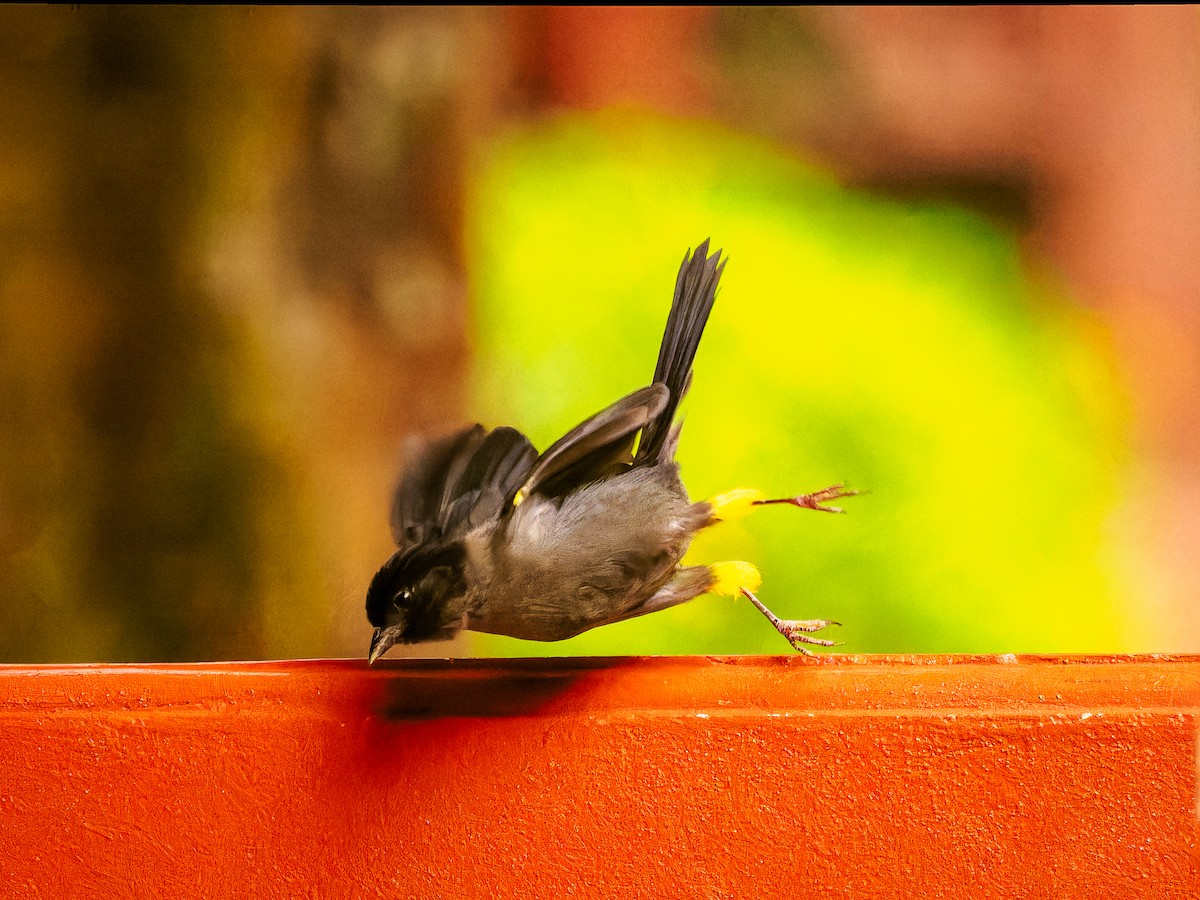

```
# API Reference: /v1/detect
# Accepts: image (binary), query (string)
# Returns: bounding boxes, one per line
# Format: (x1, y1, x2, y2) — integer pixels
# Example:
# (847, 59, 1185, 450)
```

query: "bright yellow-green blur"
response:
(466, 110, 1126, 656)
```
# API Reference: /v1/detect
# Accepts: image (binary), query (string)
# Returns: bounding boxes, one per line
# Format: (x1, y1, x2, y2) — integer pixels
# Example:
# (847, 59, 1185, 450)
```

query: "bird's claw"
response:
(740, 588, 841, 656)
(776, 619, 842, 656)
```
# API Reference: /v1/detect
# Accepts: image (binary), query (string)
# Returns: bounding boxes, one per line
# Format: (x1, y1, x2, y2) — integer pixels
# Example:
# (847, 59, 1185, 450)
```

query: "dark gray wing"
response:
(389, 424, 537, 549)
(513, 384, 668, 501)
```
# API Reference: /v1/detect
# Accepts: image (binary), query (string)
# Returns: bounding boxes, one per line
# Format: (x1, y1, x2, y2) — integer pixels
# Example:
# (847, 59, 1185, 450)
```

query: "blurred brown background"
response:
(1, 7, 1197, 661)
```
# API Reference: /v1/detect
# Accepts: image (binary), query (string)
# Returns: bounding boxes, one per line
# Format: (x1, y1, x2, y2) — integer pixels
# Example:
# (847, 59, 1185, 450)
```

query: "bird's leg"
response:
(707, 561, 840, 655)
(754, 484, 859, 515)
(740, 587, 840, 656)
(706, 485, 859, 522)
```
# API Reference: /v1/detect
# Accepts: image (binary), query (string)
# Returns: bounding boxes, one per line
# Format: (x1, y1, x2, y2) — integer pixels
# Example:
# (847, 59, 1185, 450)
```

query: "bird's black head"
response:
(365, 541, 469, 663)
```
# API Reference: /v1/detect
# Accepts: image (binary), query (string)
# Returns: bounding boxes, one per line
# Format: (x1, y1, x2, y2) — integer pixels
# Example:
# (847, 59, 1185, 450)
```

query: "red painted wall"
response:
(1, 656, 1197, 897)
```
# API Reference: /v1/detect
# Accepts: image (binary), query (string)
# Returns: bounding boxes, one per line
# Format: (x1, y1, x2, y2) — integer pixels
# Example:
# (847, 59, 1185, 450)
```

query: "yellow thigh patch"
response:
(709, 560, 762, 597)
(706, 488, 766, 521)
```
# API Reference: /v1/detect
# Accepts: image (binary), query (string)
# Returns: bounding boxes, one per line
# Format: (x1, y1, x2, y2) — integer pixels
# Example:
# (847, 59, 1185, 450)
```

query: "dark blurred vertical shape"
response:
(0, 8, 289, 661)
(0, 7, 495, 660)
(78, 10, 285, 660)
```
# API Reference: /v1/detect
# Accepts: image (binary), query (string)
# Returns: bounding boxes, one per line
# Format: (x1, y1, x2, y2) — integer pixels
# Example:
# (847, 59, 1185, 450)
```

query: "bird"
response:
(365, 239, 855, 663)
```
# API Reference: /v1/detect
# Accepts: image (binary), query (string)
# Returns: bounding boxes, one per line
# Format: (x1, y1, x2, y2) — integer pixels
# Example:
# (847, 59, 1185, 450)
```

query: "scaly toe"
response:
(786, 618, 841, 633)
(781, 629, 842, 654)
(779, 619, 841, 653)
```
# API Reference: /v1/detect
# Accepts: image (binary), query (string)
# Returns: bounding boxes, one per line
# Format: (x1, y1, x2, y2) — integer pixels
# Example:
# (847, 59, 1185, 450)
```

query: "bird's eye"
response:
(393, 588, 412, 610)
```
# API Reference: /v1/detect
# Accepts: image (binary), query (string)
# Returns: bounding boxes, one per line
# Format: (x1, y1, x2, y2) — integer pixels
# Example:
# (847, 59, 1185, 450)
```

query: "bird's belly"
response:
(466, 551, 681, 642)
(464, 467, 707, 642)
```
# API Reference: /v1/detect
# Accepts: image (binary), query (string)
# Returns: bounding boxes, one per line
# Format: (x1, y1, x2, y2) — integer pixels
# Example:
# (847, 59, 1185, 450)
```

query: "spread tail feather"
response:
(636, 239, 725, 463)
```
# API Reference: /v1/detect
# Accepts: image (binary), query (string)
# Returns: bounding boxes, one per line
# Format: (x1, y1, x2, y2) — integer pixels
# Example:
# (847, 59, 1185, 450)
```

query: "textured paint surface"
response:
(0, 656, 1197, 898)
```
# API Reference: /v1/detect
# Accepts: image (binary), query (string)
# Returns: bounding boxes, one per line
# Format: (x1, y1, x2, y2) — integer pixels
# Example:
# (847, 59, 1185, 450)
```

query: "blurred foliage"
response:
(465, 111, 1127, 655)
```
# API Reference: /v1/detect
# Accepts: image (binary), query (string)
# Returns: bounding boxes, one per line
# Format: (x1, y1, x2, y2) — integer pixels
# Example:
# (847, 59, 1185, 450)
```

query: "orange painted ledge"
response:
(1, 655, 1197, 898)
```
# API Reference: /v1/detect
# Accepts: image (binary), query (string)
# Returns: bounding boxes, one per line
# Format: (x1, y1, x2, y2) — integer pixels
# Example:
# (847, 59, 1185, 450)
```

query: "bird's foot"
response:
(741, 588, 841, 656)
(755, 484, 859, 515)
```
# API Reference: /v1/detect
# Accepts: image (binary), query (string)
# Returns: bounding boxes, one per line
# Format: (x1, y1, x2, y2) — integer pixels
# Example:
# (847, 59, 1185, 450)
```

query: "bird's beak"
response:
(368, 626, 398, 665)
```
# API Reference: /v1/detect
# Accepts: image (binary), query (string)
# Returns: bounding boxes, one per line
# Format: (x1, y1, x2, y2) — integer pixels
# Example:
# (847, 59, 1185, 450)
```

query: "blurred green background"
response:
(2, 7, 1197, 661)
(466, 113, 1122, 655)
